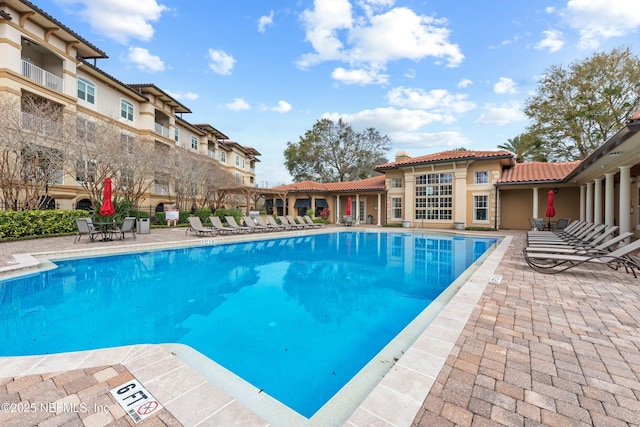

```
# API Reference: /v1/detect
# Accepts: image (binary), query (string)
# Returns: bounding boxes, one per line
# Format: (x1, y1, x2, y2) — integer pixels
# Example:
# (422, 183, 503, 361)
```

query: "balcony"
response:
(21, 59, 64, 93)
(154, 183, 169, 195)
(155, 122, 170, 138)
(208, 149, 216, 158)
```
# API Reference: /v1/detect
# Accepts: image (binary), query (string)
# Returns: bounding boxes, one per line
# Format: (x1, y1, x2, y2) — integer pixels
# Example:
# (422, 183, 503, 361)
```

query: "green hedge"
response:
(212, 208, 242, 225)
(0, 209, 90, 239)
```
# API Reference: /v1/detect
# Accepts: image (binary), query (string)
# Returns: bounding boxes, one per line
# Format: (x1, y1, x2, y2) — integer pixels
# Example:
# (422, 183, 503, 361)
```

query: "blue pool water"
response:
(0, 231, 496, 417)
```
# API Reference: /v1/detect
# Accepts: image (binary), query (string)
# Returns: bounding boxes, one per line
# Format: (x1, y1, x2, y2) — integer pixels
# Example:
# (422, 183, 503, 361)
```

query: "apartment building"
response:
(0, 0, 259, 212)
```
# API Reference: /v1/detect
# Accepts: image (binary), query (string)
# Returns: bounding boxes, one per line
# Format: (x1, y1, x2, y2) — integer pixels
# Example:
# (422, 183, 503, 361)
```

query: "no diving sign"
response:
(110, 379, 163, 423)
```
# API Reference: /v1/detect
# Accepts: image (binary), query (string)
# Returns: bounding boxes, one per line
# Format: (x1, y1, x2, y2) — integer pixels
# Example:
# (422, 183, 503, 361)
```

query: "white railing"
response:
(21, 59, 64, 92)
(20, 112, 63, 136)
(154, 122, 170, 138)
(48, 169, 64, 185)
(208, 149, 216, 158)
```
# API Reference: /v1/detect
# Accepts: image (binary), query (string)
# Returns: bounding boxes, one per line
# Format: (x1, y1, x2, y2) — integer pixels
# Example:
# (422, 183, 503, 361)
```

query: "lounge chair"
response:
(243, 216, 271, 232)
(303, 215, 325, 228)
(523, 238, 640, 277)
(186, 216, 217, 237)
(210, 216, 241, 234)
(266, 215, 292, 230)
(524, 231, 633, 255)
(280, 215, 306, 229)
(74, 218, 101, 243)
(111, 216, 136, 240)
(256, 215, 285, 231)
(527, 225, 618, 248)
(225, 216, 254, 233)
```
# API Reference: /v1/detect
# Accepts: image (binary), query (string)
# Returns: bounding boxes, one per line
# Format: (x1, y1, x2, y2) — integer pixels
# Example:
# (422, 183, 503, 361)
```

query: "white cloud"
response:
(258, 10, 274, 33)
(563, 0, 640, 49)
(386, 87, 475, 114)
(208, 49, 236, 75)
(331, 67, 389, 85)
(493, 77, 518, 95)
(475, 101, 526, 126)
(166, 90, 198, 101)
(535, 29, 564, 52)
(226, 98, 250, 111)
(391, 131, 473, 151)
(265, 100, 292, 113)
(323, 107, 451, 133)
(126, 47, 165, 72)
(298, 1, 463, 76)
(458, 79, 473, 89)
(54, 0, 167, 44)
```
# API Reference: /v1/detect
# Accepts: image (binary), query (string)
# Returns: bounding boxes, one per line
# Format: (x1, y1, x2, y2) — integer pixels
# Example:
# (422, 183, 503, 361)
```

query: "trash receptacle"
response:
(367, 214, 373, 224)
(137, 217, 150, 234)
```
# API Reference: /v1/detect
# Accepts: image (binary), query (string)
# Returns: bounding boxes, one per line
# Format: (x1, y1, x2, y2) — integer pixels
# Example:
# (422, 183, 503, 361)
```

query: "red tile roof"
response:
(498, 161, 581, 183)
(271, 175, 386, 193)
(376, 150, 514, 170)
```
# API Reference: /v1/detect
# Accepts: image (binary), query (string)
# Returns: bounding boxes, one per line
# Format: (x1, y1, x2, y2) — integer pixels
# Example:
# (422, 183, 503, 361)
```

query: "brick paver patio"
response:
(1, 228, 640, 426)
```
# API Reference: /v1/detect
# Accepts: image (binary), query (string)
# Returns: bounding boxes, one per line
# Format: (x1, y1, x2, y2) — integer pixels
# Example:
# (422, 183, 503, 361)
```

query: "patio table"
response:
(92, 221, 122, 242)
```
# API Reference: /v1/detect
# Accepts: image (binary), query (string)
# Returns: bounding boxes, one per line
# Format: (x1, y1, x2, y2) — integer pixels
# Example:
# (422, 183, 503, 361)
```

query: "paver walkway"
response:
(413, 231, 640, 427)
(2, 228, 640, 426)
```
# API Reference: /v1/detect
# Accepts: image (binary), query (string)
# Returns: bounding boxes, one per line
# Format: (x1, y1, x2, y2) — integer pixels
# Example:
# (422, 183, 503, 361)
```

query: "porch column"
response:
(585, 182, 594, 223)
(579, 185, 586, 221)
(605, 172, 615, 227)
(377, 193, 382, 226)
(355, 194, 360, 225)
(532, 187, 539, 218)
(336, 196, 341, 224)
(593, 177, 603, 224)
(619, 165, 632, 238)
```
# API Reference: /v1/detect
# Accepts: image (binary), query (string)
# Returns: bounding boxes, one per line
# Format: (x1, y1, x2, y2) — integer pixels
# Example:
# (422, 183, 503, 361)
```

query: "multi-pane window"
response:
(76, 117, 96, 144)
(474, 170, 489, 184)
(120, 132, 135, 155)
(474, 195, 489, 222)
(235, 155, 240, 166)
(77, 78, 95, 104)
(174, 128, 179, 143)
(191, 136, 198, 150)
(76, 159, 96, 183)
(391, 177, 403, 188)
(415, 173, 453, 220)
(220, 152, 226, 163)
(391, 197, 402, 219)
(120, 100, 134, 121)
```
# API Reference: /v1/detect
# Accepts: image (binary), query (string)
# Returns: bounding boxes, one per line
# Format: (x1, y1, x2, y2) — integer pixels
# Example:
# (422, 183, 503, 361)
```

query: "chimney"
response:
(395, 151, 411, 162)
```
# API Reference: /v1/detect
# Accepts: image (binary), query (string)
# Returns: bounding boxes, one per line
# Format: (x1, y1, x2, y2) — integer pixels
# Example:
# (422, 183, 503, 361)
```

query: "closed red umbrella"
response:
(100, 177, 115, 216)
(346, 197, 351, 216)
(545, 190, 556, 230)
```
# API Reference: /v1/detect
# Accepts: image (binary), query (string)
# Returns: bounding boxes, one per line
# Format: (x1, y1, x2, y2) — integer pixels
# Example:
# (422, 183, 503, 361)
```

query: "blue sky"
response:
(37, 0, 640, 186)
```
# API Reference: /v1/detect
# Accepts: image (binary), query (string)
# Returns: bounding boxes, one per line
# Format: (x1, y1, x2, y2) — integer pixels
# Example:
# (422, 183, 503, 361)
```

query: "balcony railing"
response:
(48, 169, 64, 185)
(20, 112, 63, 136)
(155, 122, 170, 138)
(21, 59, 64, 93)
(208, 149, 216, 158)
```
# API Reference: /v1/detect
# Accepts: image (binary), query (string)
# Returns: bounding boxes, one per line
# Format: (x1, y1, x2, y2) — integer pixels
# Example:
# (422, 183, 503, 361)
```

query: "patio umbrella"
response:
(346, 197, 351, 216)
(99, 177, 115, 216)
(545, 189, 556, 230)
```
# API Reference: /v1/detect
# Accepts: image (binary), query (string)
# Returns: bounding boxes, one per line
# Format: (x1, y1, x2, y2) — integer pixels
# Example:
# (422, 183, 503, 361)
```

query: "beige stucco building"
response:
(0, 0, 259, 212)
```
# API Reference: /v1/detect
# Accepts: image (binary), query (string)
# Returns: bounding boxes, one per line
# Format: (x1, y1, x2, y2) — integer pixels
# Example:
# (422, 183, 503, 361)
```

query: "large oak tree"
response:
(523, 46, 640, 161)
(284, 118, 391, 182)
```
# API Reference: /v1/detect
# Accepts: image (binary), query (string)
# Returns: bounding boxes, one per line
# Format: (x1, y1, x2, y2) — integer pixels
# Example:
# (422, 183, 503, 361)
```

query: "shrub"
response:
(213, 208, 243, 224)
(0, 209, 89, 240)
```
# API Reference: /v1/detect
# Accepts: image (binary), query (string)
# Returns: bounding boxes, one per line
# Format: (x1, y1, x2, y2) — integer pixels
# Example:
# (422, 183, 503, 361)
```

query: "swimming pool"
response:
(0, 231, 497, 418)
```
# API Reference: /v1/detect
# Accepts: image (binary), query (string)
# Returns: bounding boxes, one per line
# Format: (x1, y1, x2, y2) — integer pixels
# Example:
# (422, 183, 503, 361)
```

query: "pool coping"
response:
(0, 228, 511, 426)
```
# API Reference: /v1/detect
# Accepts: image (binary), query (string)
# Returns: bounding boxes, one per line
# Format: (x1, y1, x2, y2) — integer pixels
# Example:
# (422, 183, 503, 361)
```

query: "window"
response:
(174, 128, 179, 143)
(76, 117, 96, 144)
(474, 171, 489, 184)
(120, 100, 134, 122)
(391, 177, 403, 188)
(77, 78, 95, 104)
(235, 155, 240, 166)
(191, 136, 198, 150)
(220, 152, 226, 163)
(391, 197, 402, 220)
(120, 132, 134, 155)
(474, 195, 489, 222)
(415, 173, 453, 220)
(76, 158, 96, 183)
(235, 172, 240, 182)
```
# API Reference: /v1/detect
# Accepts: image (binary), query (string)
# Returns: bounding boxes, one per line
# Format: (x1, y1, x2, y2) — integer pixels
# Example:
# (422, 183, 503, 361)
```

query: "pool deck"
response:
(1, 226, 639, 426)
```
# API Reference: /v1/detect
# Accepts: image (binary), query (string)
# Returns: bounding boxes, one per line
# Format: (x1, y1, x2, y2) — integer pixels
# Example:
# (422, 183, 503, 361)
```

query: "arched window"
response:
(77, 78, 95, 104)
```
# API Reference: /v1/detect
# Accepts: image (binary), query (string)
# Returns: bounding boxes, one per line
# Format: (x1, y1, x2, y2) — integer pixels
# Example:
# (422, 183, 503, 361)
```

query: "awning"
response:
(315, 198, 328, 208)
(294, 198, 311, 208)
